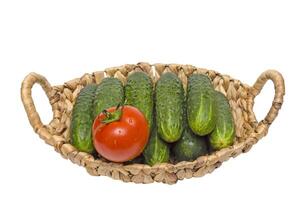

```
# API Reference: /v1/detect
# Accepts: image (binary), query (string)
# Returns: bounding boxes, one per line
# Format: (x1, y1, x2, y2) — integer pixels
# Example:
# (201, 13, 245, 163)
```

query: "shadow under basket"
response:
(21, 63, 285, 184)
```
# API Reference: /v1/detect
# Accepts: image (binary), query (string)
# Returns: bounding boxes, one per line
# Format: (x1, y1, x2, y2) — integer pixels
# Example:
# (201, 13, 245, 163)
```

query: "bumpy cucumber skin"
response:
(143, 125, 170, 166)
(209, 91, 235, 150)
(173, 128, 208, 162)
(173, 99, 208, 162)
(187, 74, 216, 136)
(125, 72, 154, 130)
(155, 72, 184, 143)
(71, 84, 97, 153)
(93, 77, 124, 118)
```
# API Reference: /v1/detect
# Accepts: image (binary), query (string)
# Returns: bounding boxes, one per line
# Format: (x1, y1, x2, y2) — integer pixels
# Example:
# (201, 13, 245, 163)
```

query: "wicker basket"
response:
(21, 62, 285, 184)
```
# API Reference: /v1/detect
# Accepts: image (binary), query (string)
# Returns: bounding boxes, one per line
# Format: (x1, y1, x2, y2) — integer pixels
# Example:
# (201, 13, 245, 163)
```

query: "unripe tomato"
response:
(92, 105, 149, 162)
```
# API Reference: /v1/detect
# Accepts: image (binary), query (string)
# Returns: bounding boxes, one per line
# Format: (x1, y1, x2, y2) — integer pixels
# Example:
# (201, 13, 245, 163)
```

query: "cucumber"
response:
(187, 74, 216, 136)
(143, 123, 170, 166)
(209, 91, 235, 150)
(155, 72, 184, 143)
(173, 128, 208, 162)
(125, 72, 154, 130)
(71, 84, 97, 153)
(143, 85, 170, 166)
(124, 155, 145, 165)
(93, 77, 124, 118)
(173, 98, 208, 162)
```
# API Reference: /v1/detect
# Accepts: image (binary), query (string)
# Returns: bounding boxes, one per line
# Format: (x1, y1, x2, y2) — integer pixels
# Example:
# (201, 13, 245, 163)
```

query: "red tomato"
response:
(92, 105, 149, 162)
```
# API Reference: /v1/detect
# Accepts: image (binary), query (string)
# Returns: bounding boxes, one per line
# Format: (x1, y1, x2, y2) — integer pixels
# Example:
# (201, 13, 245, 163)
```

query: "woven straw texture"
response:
(21, 62, 285, 184)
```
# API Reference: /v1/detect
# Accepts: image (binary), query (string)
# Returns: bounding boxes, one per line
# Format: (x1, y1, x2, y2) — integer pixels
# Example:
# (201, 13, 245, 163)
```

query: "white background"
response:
(0, 0, 299, 199)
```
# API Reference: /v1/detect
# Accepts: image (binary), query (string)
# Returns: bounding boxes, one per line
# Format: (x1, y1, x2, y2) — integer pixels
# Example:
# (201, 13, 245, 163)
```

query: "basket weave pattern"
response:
(21, 63, 285, 184)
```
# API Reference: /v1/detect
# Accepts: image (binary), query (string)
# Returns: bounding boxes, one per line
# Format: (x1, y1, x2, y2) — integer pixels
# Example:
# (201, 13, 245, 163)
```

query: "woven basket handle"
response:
(21, 73, 56, 132)
(248, 70, 285, 132)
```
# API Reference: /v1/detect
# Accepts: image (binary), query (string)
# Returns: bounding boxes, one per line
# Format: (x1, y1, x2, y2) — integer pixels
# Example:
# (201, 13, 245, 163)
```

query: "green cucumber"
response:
(143, 75, 170, 166)
(173, 98, 208, 162)
(124, 155, 145, 165)
(125, 72, 154, 130)
(143, 123, 170, 166)
(155, 72, 184, 143)
(71, 84, 97, 153)
(187, 74, 216, 136)
(173, 128, 208, 162)
(93, 77, 124, 118)
(209, 91, 235, 150)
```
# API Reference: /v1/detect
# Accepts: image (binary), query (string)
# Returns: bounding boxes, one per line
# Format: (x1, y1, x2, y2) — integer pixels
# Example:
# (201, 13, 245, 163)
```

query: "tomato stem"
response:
(101, 102, 124, 124)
